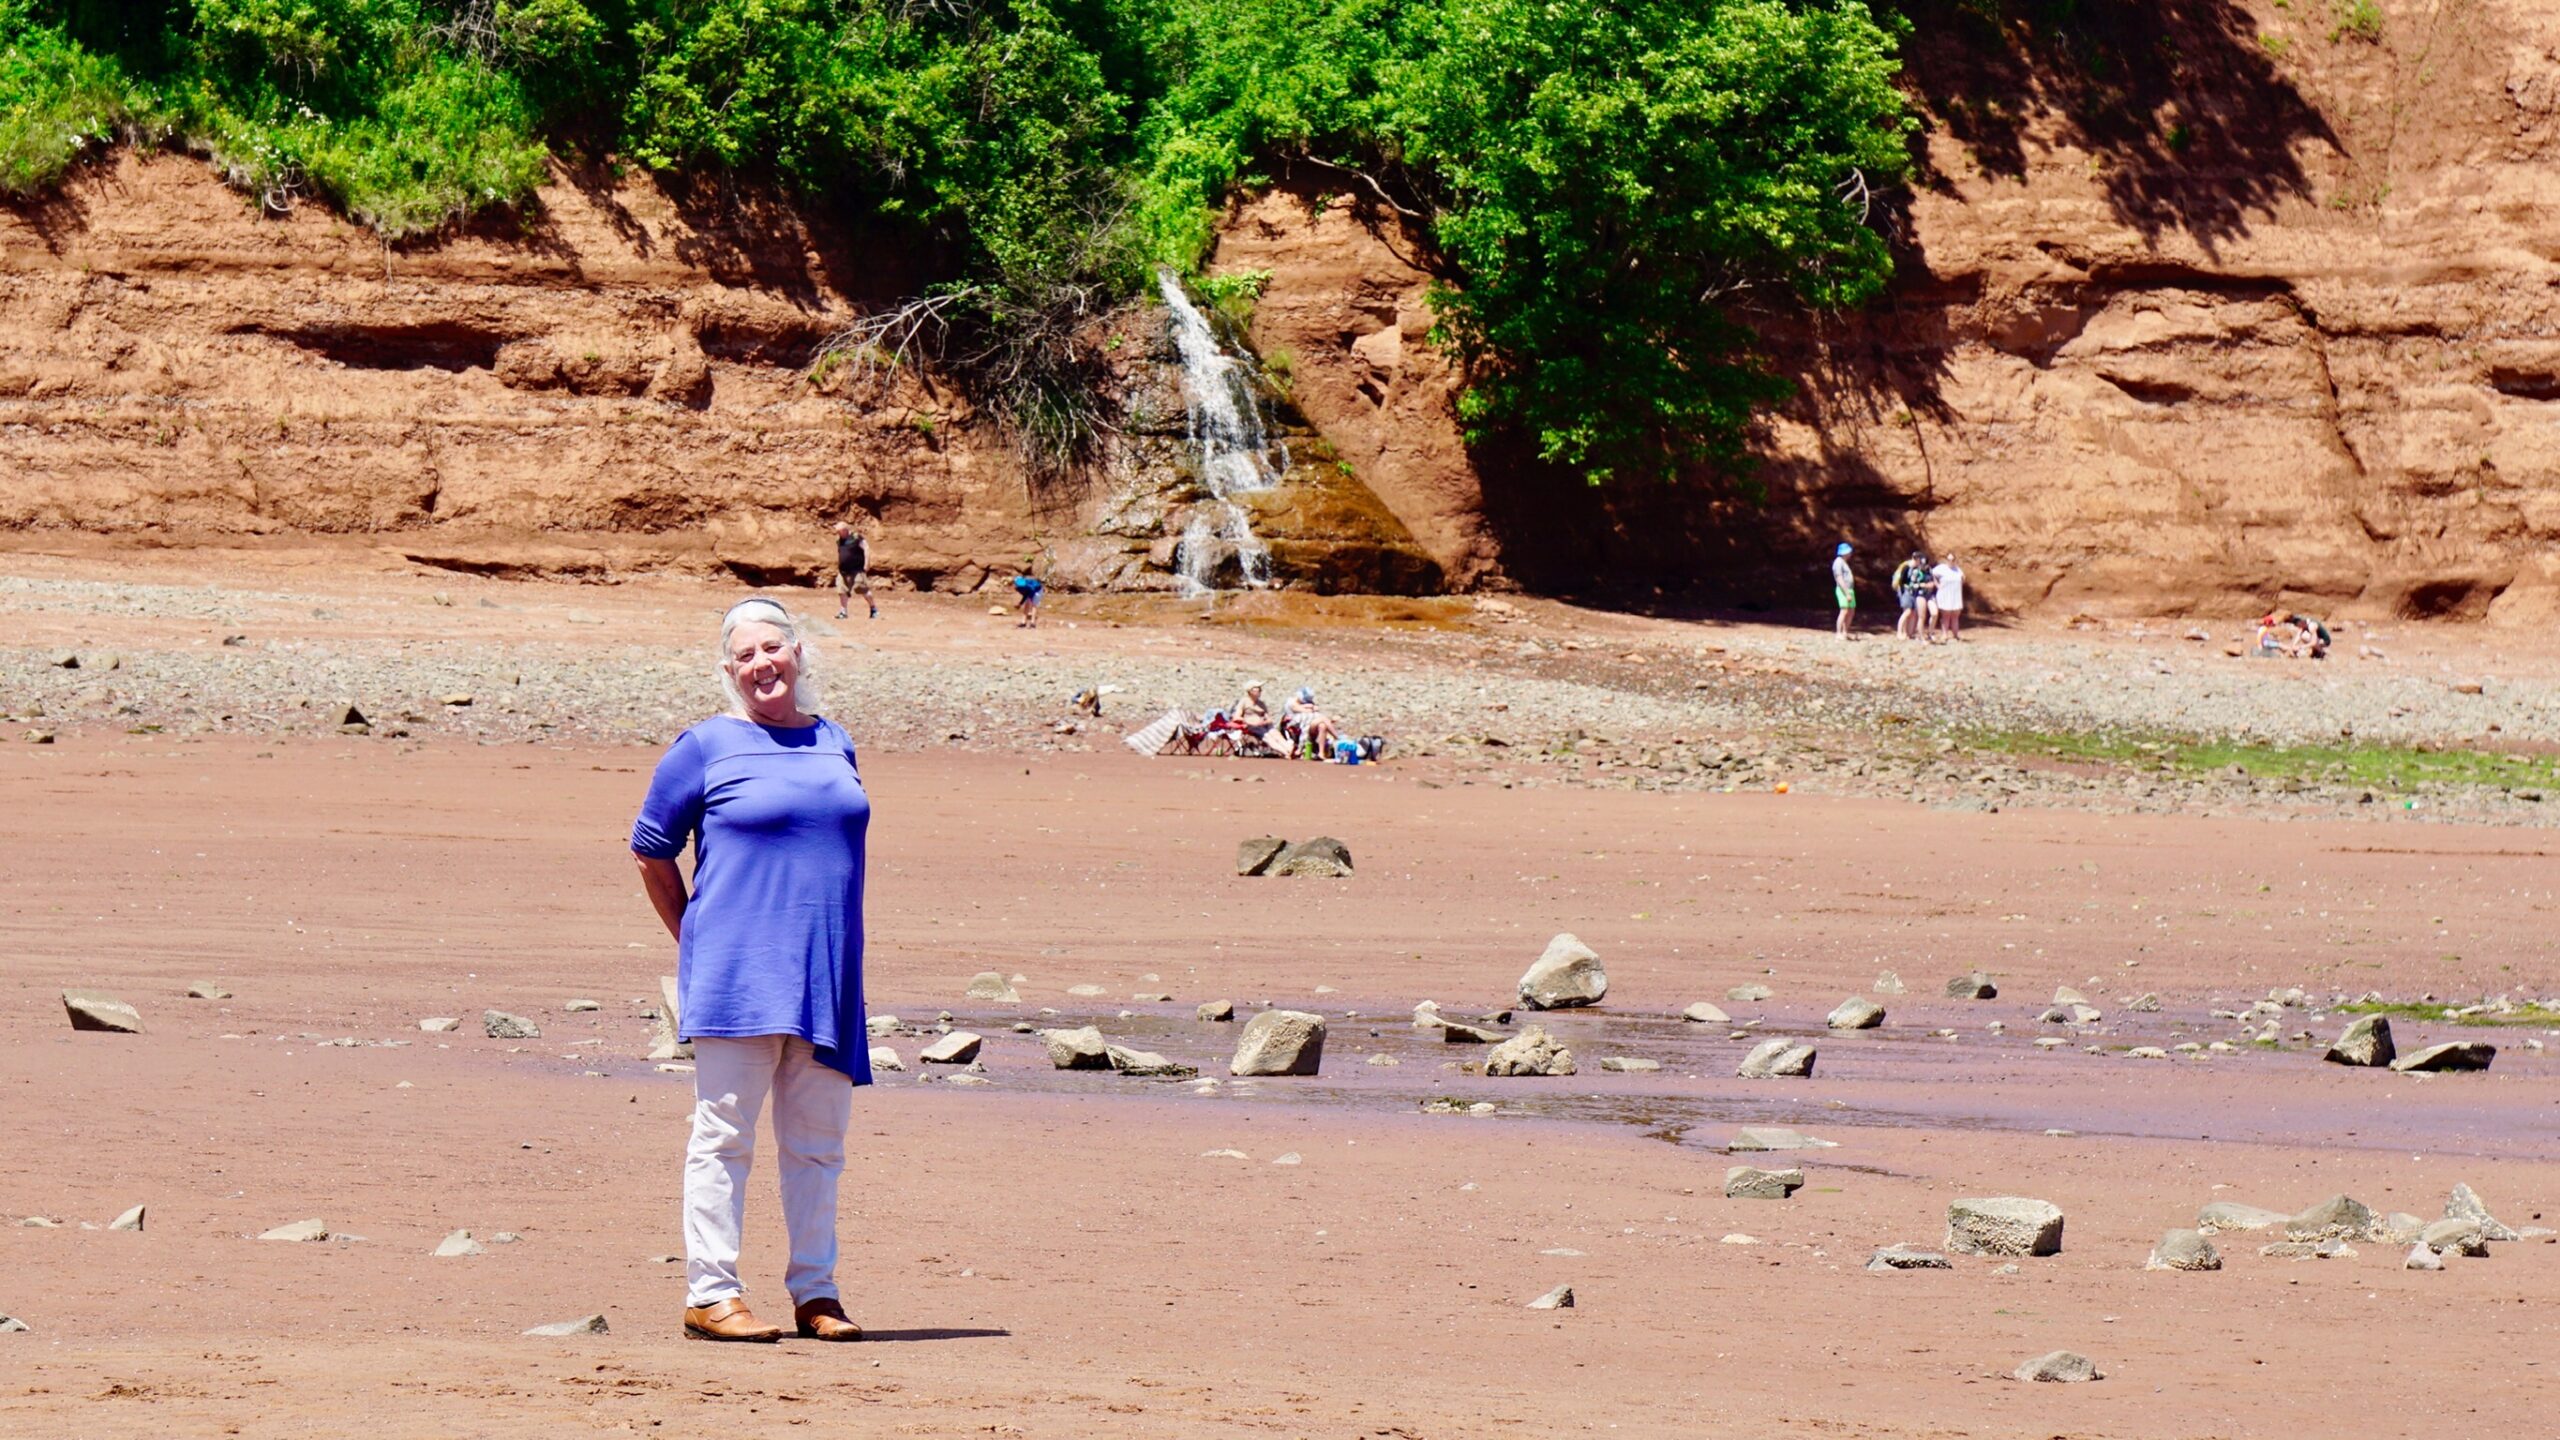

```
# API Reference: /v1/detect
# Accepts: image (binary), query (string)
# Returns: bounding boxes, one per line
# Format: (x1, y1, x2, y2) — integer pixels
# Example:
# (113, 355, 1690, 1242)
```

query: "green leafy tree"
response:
(1376, 0, 1913, 482)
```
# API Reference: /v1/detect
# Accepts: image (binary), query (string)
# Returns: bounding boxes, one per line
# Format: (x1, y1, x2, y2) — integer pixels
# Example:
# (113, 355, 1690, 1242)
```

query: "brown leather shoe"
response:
(793, 1296, 862, 1342)
(683, 1297, 783, 1343)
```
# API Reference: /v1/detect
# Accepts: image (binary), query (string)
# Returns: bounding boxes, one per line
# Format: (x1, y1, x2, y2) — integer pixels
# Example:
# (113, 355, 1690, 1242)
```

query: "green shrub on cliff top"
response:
(0, 2, 135, 195)
(4, 0, 1915, 484)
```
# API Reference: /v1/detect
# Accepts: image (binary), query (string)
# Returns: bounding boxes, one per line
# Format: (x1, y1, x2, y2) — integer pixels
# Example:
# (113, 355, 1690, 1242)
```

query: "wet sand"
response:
(2, 733, 2554, 1436)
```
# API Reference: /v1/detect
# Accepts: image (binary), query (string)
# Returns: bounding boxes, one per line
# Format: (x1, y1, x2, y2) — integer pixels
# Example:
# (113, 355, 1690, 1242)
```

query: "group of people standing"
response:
(1831, 541, 1965, 642)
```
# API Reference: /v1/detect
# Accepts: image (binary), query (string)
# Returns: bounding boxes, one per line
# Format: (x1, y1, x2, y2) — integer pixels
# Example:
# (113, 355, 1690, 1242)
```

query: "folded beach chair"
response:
(1122, 707, 1192, 757)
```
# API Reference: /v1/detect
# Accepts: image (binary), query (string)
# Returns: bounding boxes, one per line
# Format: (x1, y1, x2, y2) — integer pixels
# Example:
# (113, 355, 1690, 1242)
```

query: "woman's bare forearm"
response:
(635, 854, 689, 942)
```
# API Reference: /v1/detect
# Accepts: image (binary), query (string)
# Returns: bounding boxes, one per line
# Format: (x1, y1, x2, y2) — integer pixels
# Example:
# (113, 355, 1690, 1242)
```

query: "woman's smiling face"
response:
(724, 620, 802, 719)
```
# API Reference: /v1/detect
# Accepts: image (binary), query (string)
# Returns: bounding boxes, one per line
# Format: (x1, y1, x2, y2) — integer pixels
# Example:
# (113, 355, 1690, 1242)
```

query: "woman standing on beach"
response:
(631, 598, 870, 1344)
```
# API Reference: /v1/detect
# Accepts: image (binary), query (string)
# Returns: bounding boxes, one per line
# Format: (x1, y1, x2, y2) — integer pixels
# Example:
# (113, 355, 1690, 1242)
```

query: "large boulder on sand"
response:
(1736, 1039, 1816, 1079)
(1517, 934, 1608, 1010)
(2323, 1014, 2395, 1067)
(1483, 1025, 1577, 1077)
(1230, 1010, 1326, 1075)
(1946, 1197, 2065, 1256)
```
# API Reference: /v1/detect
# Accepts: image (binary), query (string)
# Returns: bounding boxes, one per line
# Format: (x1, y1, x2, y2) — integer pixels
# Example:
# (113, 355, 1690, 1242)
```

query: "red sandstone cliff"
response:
(7, 1, 2557, 618)
(1218, 0, 2560, 620)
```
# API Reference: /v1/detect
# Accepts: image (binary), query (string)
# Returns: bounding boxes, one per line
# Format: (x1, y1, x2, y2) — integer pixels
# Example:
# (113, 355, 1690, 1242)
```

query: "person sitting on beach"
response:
(1229, 681, 1281, 754)
(2256, 610, 2311, 658)
(1282, 687, 1340, 760)
(2294, 613, 2332, 659)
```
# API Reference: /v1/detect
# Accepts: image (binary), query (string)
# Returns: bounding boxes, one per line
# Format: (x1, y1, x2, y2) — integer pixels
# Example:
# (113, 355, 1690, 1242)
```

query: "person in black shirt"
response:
(832, 522, 876, 620)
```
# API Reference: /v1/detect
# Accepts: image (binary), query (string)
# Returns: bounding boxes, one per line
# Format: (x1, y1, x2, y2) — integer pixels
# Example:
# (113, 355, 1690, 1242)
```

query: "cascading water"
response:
(1157, 268, 1285, 594)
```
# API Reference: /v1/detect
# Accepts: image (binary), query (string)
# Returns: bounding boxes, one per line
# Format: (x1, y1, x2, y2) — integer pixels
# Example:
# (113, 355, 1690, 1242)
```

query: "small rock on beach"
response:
(1736, 1039, 1816, 1079)
(1946, 1198, 2065, 1257)
(524, 1314, 609, 1337)
(1724, 1166, 1805, 1200)
(2391, 1040, 2495, 1072)
(1866, 1245, 1952, 1271)
(1526, 1284, 1574, 1311)
(1484, 1025, 1577, 1077)
(1235, 836, 1287, 876)
(1041, 1026, 1110, 1069)
(2324, 1014, 2395, 1067)
(62, 990, 143, 1034)
(920, 1032, 983, 1065)
(1517, 933, 1608, 1010)
(2287, 1194, 2380, 1243)
(1230, 1010, 1326, 1076)
(2446, 1183, 2521, 1242)
(1826, 996, 1885, 1030)
(2145, 1229, 2222, 1271)
(1268, 837, 1354, 878)
(483, 1010, 540, 1040)
(2195, 1201, 2290, 1233)
(1727, 1127, 1834, 1152)
(259, 1219, 330, 1242)
(2012, 1351, 2102, 1383)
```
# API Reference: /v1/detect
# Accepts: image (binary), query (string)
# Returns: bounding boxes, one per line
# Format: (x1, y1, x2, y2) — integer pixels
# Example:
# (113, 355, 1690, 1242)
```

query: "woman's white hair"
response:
(717, 597, 819, 716)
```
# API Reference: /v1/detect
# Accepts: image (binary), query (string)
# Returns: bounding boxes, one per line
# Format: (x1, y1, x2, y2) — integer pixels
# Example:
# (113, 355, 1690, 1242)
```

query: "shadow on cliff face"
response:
(1465, 0, 2342, 614)
(1468, 428, 1938, 620)
(1891, 0, 2339, 253)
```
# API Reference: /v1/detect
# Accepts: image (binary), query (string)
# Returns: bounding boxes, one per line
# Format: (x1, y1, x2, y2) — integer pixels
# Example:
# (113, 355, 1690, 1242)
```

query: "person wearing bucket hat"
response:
(1831, 542, 1857, 640)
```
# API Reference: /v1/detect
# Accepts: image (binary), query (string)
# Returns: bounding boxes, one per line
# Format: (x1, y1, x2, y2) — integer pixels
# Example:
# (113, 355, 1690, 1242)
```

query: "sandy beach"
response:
(2, 553, 2556, 1437)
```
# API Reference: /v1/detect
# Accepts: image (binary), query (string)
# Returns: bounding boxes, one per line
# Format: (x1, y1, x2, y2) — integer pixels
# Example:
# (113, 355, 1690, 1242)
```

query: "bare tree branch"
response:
(1290, 153, 1426, 220)
(1835, 167, 1872, 226)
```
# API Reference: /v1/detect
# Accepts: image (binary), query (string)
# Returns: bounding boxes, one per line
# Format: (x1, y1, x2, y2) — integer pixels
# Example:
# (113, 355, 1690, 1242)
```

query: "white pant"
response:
(684, 1035, 853, 1309)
